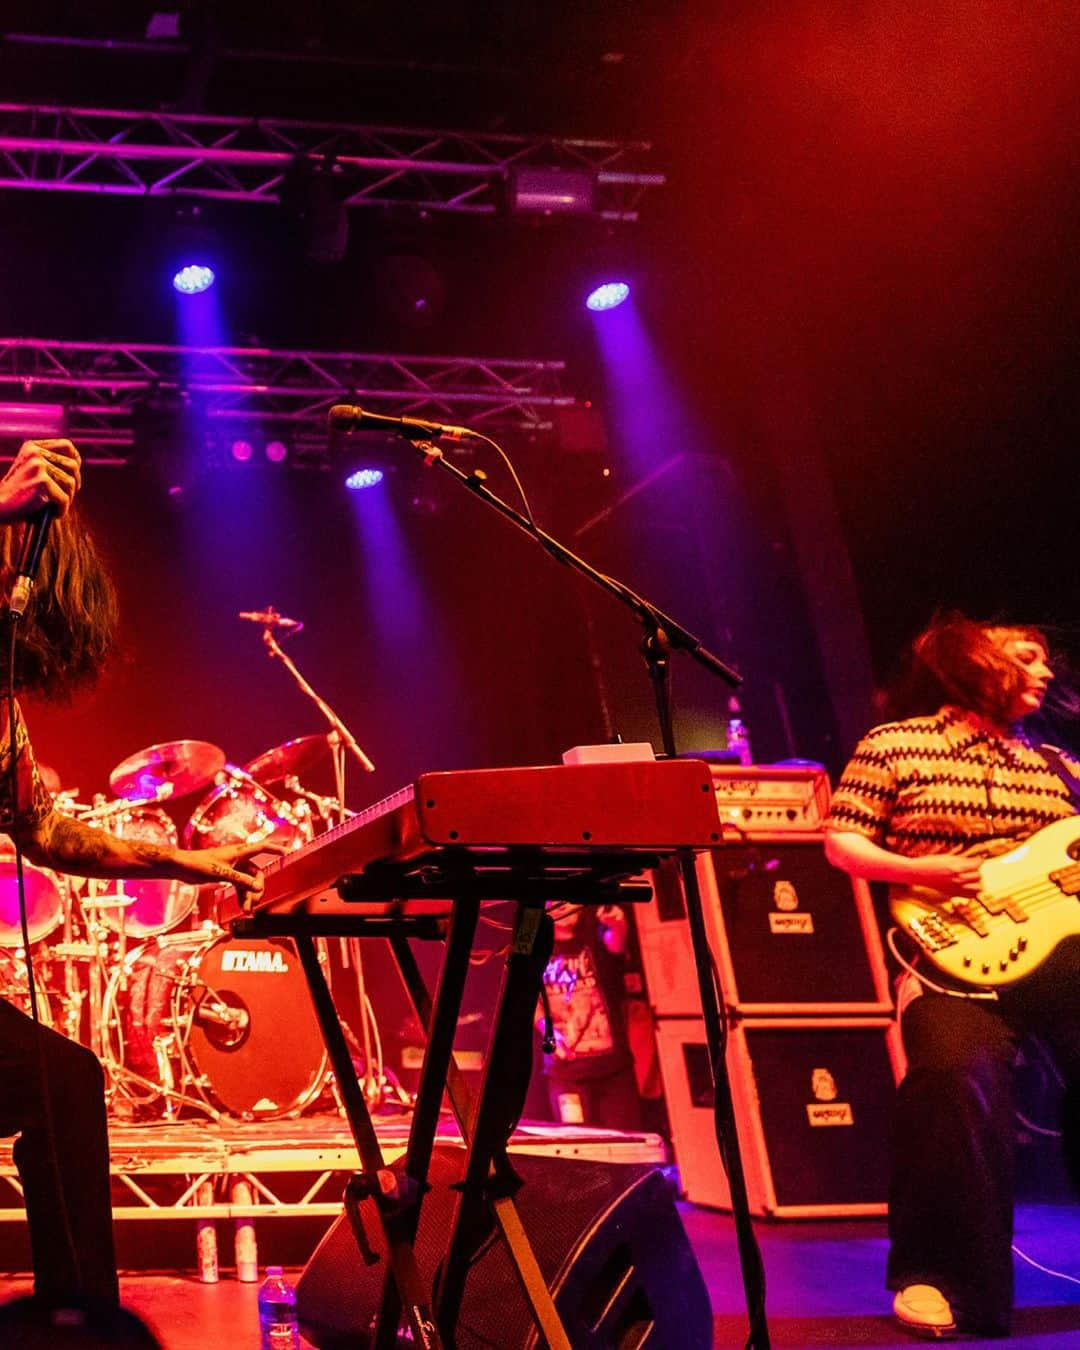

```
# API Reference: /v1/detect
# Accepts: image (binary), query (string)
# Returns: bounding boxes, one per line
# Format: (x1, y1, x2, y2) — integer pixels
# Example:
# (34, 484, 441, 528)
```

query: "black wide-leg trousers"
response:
(0, 998, 118, 1301)
(888, 940, 1080, 1336)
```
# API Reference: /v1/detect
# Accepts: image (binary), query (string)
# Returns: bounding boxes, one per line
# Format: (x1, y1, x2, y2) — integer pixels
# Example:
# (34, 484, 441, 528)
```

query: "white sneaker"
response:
(893, 1285, 958, 1339)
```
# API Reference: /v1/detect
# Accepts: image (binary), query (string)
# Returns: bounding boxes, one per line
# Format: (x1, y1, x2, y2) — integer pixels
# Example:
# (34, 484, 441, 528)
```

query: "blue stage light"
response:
(346, 468, 385, 491)
(172, 263, 216, 295)
(586, 281, 630, 312)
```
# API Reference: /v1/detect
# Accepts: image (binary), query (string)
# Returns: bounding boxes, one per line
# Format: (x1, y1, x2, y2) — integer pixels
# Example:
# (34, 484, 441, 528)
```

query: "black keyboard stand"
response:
(235, 855, 662, 1349)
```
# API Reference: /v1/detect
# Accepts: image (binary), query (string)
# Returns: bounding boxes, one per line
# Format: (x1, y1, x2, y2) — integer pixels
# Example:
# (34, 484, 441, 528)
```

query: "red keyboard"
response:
(220, 759, 721, 925)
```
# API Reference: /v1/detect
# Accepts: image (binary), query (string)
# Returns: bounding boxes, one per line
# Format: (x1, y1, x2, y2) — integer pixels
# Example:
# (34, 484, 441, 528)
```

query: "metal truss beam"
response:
(0, 103, 664, 221)
(0, 338, 573, 464)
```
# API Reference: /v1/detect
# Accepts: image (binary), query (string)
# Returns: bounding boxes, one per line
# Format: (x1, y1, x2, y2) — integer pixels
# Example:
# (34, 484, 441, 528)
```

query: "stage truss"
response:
(0, 103, 664, 221)
(0, 1117, 666, 1278)
(0, 338, 574, 462)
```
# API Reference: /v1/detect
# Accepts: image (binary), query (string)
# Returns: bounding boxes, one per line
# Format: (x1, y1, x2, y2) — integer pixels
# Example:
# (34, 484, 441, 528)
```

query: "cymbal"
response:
(109, 739, 226, 802)
(244, 734, 332, 787)
(37, 763, 62, 795)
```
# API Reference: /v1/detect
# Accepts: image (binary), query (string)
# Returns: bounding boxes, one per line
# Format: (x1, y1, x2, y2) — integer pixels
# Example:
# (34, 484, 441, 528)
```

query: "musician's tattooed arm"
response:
(14, 809, 267, 894)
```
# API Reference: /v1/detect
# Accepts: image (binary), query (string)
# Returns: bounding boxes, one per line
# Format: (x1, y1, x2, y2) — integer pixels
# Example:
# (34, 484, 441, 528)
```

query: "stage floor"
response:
(3, 1204, 1080, 1347)
(1, 1113, 1078, 1347)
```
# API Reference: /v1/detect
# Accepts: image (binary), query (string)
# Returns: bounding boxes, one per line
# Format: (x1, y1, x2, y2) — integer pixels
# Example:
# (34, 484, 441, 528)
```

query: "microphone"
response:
(9, 505, 58, 619)
(238, 608, 304, 632)
(328, 404, 476, 443)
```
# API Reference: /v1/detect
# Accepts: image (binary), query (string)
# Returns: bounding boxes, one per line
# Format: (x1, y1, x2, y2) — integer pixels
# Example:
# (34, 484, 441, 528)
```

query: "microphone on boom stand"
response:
(238, 607, 304, 634)
(328, 404, 477, 443)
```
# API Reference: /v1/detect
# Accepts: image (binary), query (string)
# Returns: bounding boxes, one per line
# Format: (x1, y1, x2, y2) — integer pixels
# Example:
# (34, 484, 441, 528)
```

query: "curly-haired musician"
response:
(824, 614, 1080, 1339)
(0, 439, 266, 1305)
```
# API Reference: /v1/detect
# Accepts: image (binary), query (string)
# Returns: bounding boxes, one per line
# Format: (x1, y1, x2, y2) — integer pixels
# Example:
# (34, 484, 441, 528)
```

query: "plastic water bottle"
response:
(725, 697, 753, 766)
(258, 1267, 300, 1349)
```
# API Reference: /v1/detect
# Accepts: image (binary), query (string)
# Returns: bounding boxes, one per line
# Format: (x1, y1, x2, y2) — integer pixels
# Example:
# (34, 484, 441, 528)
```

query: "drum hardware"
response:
(277, 776, 346, 833)
(18, 718, 372, 1123)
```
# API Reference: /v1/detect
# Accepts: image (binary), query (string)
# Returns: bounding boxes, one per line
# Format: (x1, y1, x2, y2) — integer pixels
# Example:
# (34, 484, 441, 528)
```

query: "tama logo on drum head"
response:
(221, 949, 290, 974)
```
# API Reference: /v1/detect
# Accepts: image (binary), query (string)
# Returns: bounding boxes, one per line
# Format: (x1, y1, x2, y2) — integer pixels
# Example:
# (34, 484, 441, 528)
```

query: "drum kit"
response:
(0, 733, 351, 1123)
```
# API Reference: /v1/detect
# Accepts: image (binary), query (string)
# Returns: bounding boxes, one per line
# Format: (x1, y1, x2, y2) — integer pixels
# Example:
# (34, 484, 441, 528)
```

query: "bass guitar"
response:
(890, 815, 1080, 987)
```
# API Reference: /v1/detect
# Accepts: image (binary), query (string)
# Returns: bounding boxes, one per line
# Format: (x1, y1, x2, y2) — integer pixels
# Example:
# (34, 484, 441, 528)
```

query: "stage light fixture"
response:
(346, 468, 385, 491)
(508, 166, 597, 216)
(230, 438, 255, 463)
(282, 159, 350, 266)
(586, 281, 630, 312)
(0, 402, 66, 438)
(265, 439, 289, 464)
(173, 263, 216, 295)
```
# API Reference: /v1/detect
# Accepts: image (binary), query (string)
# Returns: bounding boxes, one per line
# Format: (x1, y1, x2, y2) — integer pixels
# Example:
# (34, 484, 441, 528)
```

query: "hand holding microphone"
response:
(1, 440, 82, 618)
(0, 439, 82, 524)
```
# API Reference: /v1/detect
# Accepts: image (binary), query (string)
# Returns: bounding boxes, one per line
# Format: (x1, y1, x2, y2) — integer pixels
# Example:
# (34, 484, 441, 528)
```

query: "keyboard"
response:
(219, 759, 722, 925)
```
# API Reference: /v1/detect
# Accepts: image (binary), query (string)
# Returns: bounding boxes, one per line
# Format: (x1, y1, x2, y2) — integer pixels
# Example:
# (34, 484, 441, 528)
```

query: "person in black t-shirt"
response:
(539, 904, 643, 1131)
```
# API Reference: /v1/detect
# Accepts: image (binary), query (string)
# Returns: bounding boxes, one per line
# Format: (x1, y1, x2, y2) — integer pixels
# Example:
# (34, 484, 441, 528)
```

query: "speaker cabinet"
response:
(296, 1147, 713, 1349)
(655, 1017, 903, 1217)
(637, 839, 892, 1016)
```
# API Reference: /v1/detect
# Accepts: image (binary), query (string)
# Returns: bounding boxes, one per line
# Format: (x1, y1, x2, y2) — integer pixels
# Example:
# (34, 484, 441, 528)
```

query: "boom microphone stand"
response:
(336, 424, 771, 1348)
(244, 608, 385, 1102)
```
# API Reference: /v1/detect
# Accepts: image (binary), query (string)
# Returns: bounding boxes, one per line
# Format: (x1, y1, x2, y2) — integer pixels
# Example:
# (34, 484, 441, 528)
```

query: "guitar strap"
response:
(1035, 743, 1080, 813)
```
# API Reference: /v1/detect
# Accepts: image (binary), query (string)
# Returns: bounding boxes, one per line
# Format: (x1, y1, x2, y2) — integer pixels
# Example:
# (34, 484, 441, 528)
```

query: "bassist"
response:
(824, 614, 1080, 1339)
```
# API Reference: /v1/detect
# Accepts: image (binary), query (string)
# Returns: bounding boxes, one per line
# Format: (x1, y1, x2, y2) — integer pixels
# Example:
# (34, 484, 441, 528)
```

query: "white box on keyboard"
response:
(561, 743, 656, 766)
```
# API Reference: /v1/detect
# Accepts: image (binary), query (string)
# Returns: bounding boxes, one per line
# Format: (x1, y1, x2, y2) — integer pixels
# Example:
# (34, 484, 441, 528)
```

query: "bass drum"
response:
(176, 933, 329, 1120)
(184, 767, 306, 852)
(104, 932, 329, 1120)
(0, 842, 64, 948)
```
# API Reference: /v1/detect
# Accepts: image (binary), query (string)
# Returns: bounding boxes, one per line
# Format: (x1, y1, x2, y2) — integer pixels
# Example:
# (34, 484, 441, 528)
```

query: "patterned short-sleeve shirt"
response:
(825, 707, 1079, 859)
(0, 702, 54, 835)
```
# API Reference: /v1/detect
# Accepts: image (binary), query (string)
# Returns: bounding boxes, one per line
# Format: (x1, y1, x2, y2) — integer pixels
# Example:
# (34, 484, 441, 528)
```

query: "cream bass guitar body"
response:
(890, 816, 1080, 988)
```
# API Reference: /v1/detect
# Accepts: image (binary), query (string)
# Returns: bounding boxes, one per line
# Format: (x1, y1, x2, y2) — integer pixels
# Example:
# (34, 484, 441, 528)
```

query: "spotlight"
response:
(230, 438, 255, 463)
(173, 263, 216, 295)
(586, 282, 630, 312)
(265, 439, 289, 464)
(346, 468, 384, 491)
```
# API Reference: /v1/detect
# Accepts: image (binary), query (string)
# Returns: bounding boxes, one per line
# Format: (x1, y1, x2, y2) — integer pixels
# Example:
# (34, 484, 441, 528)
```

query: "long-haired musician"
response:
(825, 612, 1080, 1339)
(0, 439, 266, 1304)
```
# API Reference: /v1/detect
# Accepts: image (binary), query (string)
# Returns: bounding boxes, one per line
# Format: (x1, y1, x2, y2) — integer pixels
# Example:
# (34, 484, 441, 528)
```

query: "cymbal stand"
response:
(255, 620, 383, 1103)
(58, 879, 86, 1044)
(257, 624, 375, 793)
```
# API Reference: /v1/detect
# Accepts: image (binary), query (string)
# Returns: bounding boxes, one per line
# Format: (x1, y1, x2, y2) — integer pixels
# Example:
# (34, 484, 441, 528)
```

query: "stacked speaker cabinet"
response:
(637, 767, 904, 1217)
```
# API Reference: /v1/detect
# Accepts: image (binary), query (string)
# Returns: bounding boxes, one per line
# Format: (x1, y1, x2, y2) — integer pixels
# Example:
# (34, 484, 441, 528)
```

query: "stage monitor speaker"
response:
(637, 841, 892, 1016)
(655, 1016, 902, 1217)
(296, 1147, 712, 1349)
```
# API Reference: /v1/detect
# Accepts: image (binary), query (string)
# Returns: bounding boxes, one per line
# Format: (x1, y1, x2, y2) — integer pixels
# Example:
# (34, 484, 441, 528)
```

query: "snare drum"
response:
(184, 767, 306, 852)
(103, 931, 329, 1120)
(98, 806, 198, 938)
(0, 841, 64, 948)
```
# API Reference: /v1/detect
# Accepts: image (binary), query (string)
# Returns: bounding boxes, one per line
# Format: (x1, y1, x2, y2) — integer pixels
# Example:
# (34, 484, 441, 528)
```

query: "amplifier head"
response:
(710, 764, 831, 834)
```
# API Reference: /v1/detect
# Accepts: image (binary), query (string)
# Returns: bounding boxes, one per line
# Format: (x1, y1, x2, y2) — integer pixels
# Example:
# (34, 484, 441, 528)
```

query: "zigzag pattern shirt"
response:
(825, 707, 1079, 859)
